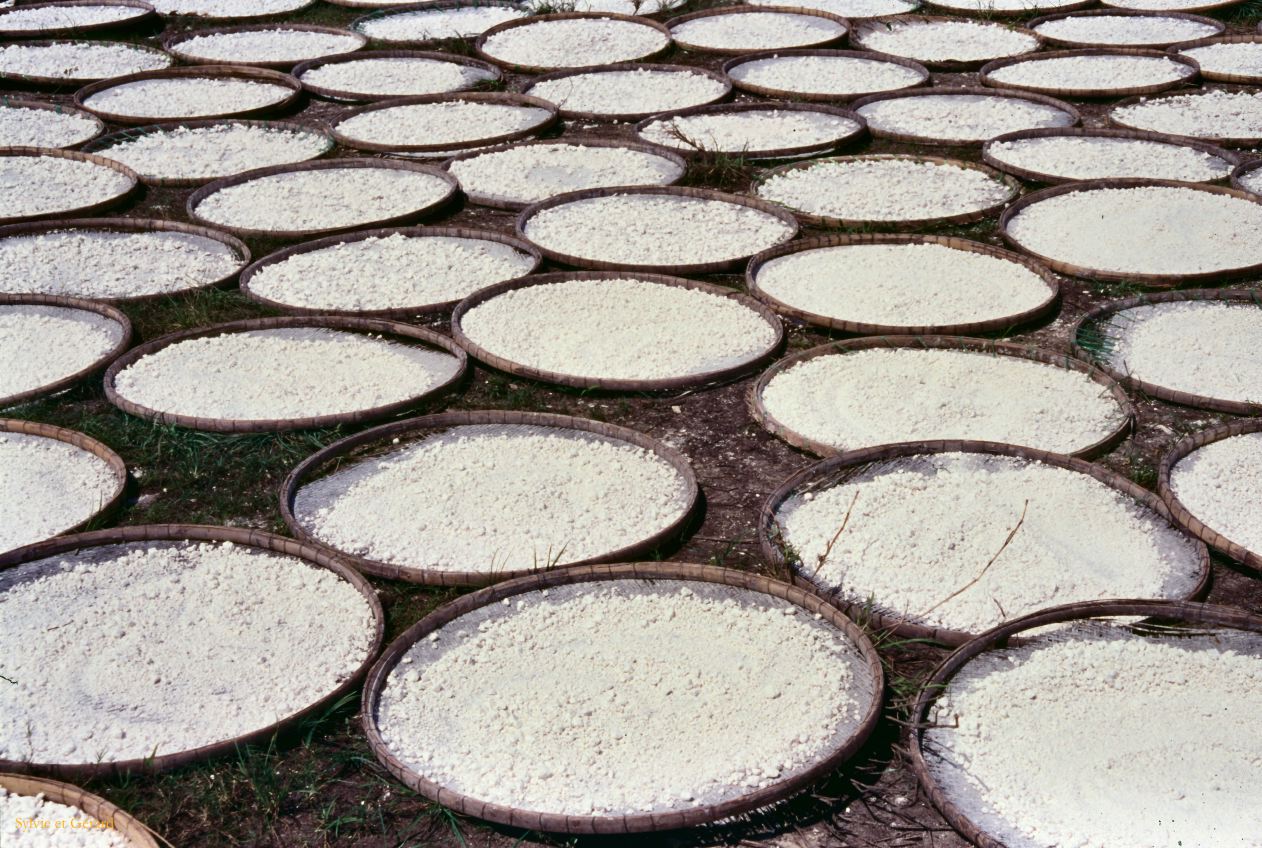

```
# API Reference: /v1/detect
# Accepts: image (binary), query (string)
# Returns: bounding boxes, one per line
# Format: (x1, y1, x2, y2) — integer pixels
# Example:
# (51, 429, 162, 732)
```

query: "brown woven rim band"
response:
(0, 773, 161, 846)
(74, 64, 302, 125)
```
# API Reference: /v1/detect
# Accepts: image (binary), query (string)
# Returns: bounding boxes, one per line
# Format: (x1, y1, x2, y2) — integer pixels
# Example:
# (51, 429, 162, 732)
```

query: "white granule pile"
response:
(478, 18, 669, 69)
(755, 158, 1014, 223)
(1099, 300, 1262, 404)
(986, 134, 1232, 182)
(246, 232, 536, 311)
(354, 5, 525, 41)
(856, 19, 1039, 64)
(1179, 42, 1262, 78)
(112, 327, 460, 421)
(0, 154, 131, 221)
(1112, 89, 1262, 139)
(0, 41, 170, 81)
(335, 100, 551, 149)
(0, 431, 120, 555)
(0, 227, 243, 300)
(0, 304, 123, 402)
(449, 143, 683, 206)
(93, 123, 332, 183)
(1240, 167, 1262, 194)
(459, 277, 778, 382)
(83, 77, 294, 120)
(171, 28, 364, 65)
(146, 0, 309, 16)
(0, 103, 99, 148)
(1033, 14, 1222, 46)
(777, 452, 1203, 634)
(527, 0, 680, 12)
(640, 108, 861, 155)
(524, 67, 728, 116)
(929, 0, 1080, 10)
(987, 53, 1196, 92)
(0, 787, 130, 847)
(750, 0, 917, 14)
(728, 54, 926, 97)
(0, 2, 142, 31)
(924, 625, 1262, 847)
(192, 166, 452, 234)
(523, 193, 795, 267)
(299, 56, 496, 97)
(1170, 431, 1262, 556)
(295, 424, 693, 573)
(670, 11, 845, 51)
(1005, 185, 1262, 275)
(754, 242, 1053, 327)
(377, 580, 874, 815)
(1106, 0, 1224, 9)
(857, 93, 1075, 142)
(758, 348, 1126, 454)
(0, 540, 376, 764)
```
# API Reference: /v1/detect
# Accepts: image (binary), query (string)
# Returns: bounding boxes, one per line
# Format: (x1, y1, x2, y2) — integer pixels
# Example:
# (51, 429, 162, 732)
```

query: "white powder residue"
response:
(377, 580, 873, 816)
(986, 134, 1232, 181)
(0, 540, 376, 764)
(856, 19, 1039, 64)
(1179, 41, 1262, 78)
(147, 0, 309, 16)
(355, 5, 525, 41)
(1033, 13, 1221, 46)
(0, 3, 144, 30)
(0, 303, 124, 402)
(299, 56, 495, 97)
(728, 53, 926, 97)
(988, 53, 1195, 92)
(0, 103, 99, 148)
(335, 100, 551, 148)
(1170, 431, 1262, 556)
(0, 40, 170, 81)
(1112, 89, 1262, 139)
(479, 18, 669, 69)
(0, 787, 130, 847)
(525, 67, 728, 116)
(93, 123, 332, 183)
(670, 11, 844, 51)
(858, 93, 1076, 142)
(0, 153, 131, 221)
(83, 77, 293, 120)
(171, 28, 364, 64)
(639, 108, 861, 155)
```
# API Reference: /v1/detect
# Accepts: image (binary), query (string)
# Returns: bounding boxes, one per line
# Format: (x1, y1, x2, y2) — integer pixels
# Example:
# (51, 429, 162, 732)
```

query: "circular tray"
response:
(1028, 9, 1225, 49)
(351, 0, 525, 43)
(293, 49, 502, 101)
(522, 62, 733, 122)
(103, 315, 467, 432)
(0, 524, 385, 778)
(1171, 35, 1262, 84)
(73, 64, 303, 124)
(722, 48, 929, 101)
(330, 90, 558, 153)
(1071, 287, 1262, 414)
(634, 100, 867, 160)
(746, 233, 1060, 336)
(759, 440, 1210, 646)
(161, 23, 368, 70)
(665, 5, 850, 56)
(0, 0, 156, 39)
(851, 85, 1081, 147)
(922, 0, 1094, 17)
(156, 0, 317, 20)
(474, 12, 673, 74)
(749, 335, 1135, 460)
(0, 292, 132, 408)
(1101, 0, 1242, 13)
(979, 47, 1200, 99)
(361, 561, 885, 833)
(1109, 87, 1262, 147)
(850, 15, 1044, 71)
(0, 773, 160, 846)
(0, 98, 105, 148)
(0, 40, 172, 88)
(280, 411, 700, 585)
(0, 146, 138, 225)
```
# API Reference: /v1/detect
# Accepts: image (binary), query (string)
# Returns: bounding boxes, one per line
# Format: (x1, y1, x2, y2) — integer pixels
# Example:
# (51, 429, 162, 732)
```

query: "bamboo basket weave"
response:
(758, 440, 1211, 647)
(292, 49, 502, 102)
(0, 146, 138, 225)
(350, 0, 523, 41)
(73, 64, 303, 124)
(474, 13, 673, 74)
(0, 524, 386, 779)
(0, 40, 172, 88)
(361, 562, 885, 833)
(722, 48, 929, 102)
(633, 100, 867, 161)
(522, 62, 733, 122)
(979, 47, 1200, 99)
(0, 99, 103, 147)
(1027, 9, 1224, 49)
(161, 23, 368, 70)
(0, 773, 161, 847)
(329, 90, 558, 153)
(0, 0, 156, 38)
(851, 86, 1080, 147)
(665, 5, 850, 56)
(1173, 35, 1262, 84)
(850, 15, 1043, 71)
(1109, 87, 1262, 147)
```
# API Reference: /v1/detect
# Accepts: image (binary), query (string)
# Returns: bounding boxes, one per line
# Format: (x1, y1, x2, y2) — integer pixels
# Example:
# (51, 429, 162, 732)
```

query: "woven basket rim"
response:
(185, 157, 458, 240)
(0, 773, 161, 847)
(633, 99, 867, 160)
(979, 47, 1200, 99)
(279, 410, 702, 586)
(329, 90, 558, 153)
(922, 0, 1094, 17)
(237, 224, 541, 317)
(157, 0, 318, 20)
(748, 335, 1136, 460)
(0, 145, 138, 224)
(450, 270, 787, 391)
(522, 61, 734, 121)
(1171, 34, 1262, 83)
(907, 598, 1262, 848)
(664, 5, 850, 56)
(360, 561, 886, 833)
(0, 0, 156, 40)
(849, 15, 1044, 71)
(745, 233, 1060, 336)
(0, 524, 386, 779)
(1231, 157, 1262, 193)
(0, 39, 171, 88)
(0, 292, 133, 409)
(102, 315, 467, 432)
(1101, 0, 1241, 12)
(850, 85, 1081, 147)
(1027, 8, 1225, 50)
(1070, 286, 1262, 415)
(1109, 86, 1262, 146)
(292, 49, 502, 101)
(998, 177, 1262, 284)
(161, 23, 368, 70)
(350, 0, 524, 40)
(758, 439, 1211, 648)
(73, 64, 302, 125)
(474, 12, 673, 74)
(515, 184, 800, 273)
(722, 47, 930, 102)
(0, 97, 105, 146)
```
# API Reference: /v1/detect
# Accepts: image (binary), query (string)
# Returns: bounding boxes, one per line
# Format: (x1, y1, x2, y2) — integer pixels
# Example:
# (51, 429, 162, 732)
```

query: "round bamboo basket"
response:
(443, 137, 689, 212)
(329, 90, 558, 153)
(665, 5, 850, 55)
(73, 64, 303, 124)
(758, 440, 1211, 647)
(361, 561, 885, 833)
(0, 292, 132, 408)
(186, 158, 458, 240)
(0, 0, 156, 39)
(633, 100, 867, 161)
(982, 126, 1240, 185)
(516, 185, 800, 274)
(746, 233, 1060, 336)
(0, 98, 105, 148)
(103, 315, 467, 432)
(752, 154, 1021, 230)
(850, 15, 1043, 71)
(83, 119, 334, 187)
(1159, 419, 1262, 569)
(161, 23, 368, 70)
(1109, 87, 1262, 147)
(1071, 287, 1262, 414)
(749, 335, 1136, 460)
(0, 217, 249, 302)
(280, 411, 701, 585)
(474, 12, 673, 74)
(0, 40, 172, 88)
(908, 598, 1262, 848)
(1231, 157, 1262, 194)
(351, 0, 524, 43)
(0, 146, 138, 224)
(979, 47, 1200, 99)
(450, 271, 785, 391)
(1028, 9, 1225, 49)
(1000, 178, 1262, 285)
(851, 86, 1080, 147)
(722, 48, 929, 101)
(1171, 35, 1262, 84)
(0, 773, 161, 846)
(0, 524, 386, 779)
(522, 62, 733, 122)
(923, 0, 1094, 17)
(1101, 0, 1242, 13)
(157, 0, 317, 19)
(293, 49, 502, 102)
